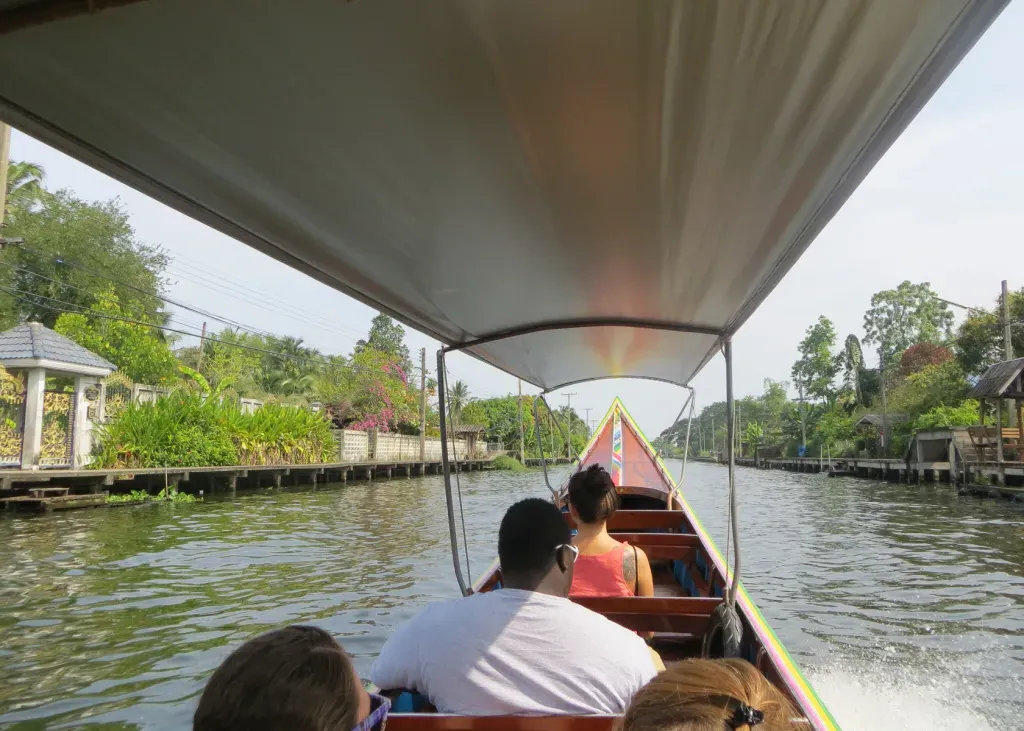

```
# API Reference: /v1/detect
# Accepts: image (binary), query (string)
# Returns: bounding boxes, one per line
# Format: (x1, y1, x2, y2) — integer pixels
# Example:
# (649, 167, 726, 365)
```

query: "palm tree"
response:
(260, 336, 320, 397)
(5, 160, 46, 213)
(449, 380, 471, 426)
(842, 334, 865, 405)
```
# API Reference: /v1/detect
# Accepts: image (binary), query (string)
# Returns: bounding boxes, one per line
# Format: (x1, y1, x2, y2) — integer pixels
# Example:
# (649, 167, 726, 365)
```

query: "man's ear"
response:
(567, 504, 580, 523)
(555, 545, 571, 573)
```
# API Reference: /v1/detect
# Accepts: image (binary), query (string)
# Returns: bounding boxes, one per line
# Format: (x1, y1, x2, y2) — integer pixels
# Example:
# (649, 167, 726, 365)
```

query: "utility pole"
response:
(1003, 280, 1016, 428)
(0, 122, 10, 227)
(737, 403, 742, 458)
(561, 392, 578, 459)
(419, 348, 427, 460)
(583, 407, 592, 435)
(711, 414, 716, 460)
(549, 412, 555, 457)
(880, 356, 889, 458)
(797, 382, 807, 450)
(195, 321, 208, 371)
(517, 379, 525, 461)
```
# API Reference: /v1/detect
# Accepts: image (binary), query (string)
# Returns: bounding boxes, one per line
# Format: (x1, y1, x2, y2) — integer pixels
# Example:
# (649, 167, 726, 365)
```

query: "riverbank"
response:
(734, 455, 1024, 502)
(0, 456, 573, 513)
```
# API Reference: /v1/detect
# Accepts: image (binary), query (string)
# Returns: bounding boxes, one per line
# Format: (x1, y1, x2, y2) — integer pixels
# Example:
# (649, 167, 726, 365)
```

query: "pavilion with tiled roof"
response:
(0, 322, 115, 469)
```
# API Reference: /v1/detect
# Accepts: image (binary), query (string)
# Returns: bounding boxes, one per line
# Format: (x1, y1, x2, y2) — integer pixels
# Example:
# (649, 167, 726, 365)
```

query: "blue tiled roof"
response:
(0, 322, 116, 371)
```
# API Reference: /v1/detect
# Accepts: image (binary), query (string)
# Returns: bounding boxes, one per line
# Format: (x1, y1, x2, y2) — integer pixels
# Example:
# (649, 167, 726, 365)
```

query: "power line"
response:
(8, 241, 280, 340)
(0, 283, 421, 382)
(0, 259, 207, 334)
(164, 260, 367, 344)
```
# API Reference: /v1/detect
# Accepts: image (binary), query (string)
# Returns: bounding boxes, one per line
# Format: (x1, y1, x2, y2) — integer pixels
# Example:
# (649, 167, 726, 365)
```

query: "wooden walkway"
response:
(733, 455, 1024, 499)
(0, 456, 501, 495)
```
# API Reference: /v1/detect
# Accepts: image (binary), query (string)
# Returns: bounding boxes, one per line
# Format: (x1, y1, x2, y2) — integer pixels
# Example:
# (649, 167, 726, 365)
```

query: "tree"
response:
(259, 335, 320, 397)
(791, 316, 839, 445)
(887, 360, 969, 418)
(448, 380, 471, 426)
(5, 160, 46, 213)
(356, 313, 412, 374)
(900, 343, 952, 377)
(792, 317, 840, 405)
(955, 287, 1024, 376)
(1, 188, 169, 330)
(459, 401, 488, 429)
(758, 379, 789, 444)
(54, 286, 178, 384)
(815, 407, 855, 449)
(347, 348, 418, 432)
(841, 335, 865, 405)
(862, 281, 953, 363)
(744, 421, 764, 452)
(196, 328, 268, 397)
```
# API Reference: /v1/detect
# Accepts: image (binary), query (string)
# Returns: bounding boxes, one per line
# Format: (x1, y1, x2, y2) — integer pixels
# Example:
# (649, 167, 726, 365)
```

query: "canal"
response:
(0, 463, 1021, 730)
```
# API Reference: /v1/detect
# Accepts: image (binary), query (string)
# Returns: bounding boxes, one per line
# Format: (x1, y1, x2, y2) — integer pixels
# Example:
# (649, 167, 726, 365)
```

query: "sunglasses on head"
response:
(352, 693, 390, 731)
(556, 543, 579, 562)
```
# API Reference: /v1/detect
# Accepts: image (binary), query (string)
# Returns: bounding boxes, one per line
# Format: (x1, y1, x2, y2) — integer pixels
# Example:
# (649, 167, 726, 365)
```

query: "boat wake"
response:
(807, 659, 1010, 731)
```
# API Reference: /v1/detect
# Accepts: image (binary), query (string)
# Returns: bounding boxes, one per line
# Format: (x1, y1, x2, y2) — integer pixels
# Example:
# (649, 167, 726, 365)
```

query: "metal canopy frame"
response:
(437, 331, 741, 600)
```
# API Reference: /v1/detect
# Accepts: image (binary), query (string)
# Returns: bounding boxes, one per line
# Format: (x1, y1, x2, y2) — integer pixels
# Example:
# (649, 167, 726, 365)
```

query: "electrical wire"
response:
(0, 260, 208, 334)
(9, 241, 281, 339)
(164, 260, 367, 344)
(0, 283, 422, 382)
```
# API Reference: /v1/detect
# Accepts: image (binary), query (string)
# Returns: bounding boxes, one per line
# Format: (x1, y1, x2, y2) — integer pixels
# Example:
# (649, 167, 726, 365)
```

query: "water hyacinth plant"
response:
(92, 391, 335, 469)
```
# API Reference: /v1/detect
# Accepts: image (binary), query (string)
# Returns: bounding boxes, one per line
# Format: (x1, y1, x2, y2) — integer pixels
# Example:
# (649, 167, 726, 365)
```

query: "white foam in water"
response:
(807, 662, 1003, 731)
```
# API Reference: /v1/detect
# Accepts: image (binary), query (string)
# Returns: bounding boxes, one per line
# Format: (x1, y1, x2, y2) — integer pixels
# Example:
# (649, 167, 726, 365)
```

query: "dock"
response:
(0, 486, 107, 513)
(0, 457, 497, 494)
(0, 453, 575, 513)
(733, 454, 1024, 501)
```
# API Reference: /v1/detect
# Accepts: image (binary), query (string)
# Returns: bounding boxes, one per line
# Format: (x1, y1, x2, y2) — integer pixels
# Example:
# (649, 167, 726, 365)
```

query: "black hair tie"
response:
(729, 702, 764, 729)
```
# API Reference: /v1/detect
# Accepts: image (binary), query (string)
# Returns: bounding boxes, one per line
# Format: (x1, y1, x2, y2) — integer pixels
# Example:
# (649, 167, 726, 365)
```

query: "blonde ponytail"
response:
(620, 659, 800, 731)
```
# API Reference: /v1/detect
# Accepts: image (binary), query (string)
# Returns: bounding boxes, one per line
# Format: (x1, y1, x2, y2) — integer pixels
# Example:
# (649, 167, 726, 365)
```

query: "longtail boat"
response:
(471, 398, 833, 727)
(0, 2, 1007, 730)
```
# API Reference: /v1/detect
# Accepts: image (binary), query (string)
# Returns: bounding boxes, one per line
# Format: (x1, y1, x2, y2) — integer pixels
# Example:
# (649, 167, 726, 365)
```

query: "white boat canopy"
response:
(0, 0, 1006, 390)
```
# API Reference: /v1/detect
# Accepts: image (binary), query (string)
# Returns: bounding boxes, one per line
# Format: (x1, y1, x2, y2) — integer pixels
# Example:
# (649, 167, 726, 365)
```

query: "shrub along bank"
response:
(92, 392, 335, 469)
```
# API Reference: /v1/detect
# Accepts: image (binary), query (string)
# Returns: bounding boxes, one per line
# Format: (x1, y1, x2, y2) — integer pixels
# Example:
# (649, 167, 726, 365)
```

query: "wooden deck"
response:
(1, 490, 106, 513)
(734, 454, 1024, 499)
(0, 457, 501, 495)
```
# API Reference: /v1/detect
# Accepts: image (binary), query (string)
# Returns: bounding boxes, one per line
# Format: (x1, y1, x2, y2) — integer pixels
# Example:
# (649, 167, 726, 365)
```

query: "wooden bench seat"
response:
(607, 532, 700, 561)
(564, 510, 691, 532)
(572, 596, 720, 634)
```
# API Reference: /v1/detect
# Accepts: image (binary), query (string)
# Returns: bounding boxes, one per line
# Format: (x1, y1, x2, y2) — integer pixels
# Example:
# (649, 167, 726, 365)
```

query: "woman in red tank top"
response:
(567, 464, 654, 599)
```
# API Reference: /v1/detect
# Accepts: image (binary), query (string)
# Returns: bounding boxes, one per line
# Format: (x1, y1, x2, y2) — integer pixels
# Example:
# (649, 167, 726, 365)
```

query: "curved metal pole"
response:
(670, 387, 695, 485)
(724, 339, 741, 608)
(542, 393, 575, 462)
(436, 349, 469, 596)
(531, 394, 559, 501)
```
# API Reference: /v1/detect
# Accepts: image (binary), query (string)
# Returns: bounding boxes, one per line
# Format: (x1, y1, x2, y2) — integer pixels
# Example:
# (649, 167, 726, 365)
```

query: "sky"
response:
(6, 3, 1024, 439)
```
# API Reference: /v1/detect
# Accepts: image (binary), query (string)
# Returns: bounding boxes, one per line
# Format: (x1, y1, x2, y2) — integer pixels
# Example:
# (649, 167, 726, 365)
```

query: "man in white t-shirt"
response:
(370, 497, 657, 715)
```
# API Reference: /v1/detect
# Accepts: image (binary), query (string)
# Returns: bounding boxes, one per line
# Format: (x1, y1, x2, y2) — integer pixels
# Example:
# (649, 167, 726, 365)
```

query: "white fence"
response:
(332, 429, 482, 462)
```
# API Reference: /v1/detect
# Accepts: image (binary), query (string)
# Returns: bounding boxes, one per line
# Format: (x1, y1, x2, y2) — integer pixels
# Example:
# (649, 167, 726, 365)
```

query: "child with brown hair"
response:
(194, 625, 389, 731)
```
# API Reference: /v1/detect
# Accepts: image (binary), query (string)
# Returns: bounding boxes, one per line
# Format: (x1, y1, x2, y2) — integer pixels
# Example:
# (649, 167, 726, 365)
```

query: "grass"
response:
(491, 454, 527, 472)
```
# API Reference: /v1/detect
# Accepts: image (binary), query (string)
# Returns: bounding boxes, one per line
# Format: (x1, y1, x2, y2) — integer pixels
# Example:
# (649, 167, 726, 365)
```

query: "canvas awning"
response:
(0, 0, 1007, 390)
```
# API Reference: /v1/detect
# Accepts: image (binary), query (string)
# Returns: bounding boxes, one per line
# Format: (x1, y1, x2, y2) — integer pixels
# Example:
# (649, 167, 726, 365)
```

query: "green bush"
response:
(491, 454, 527, 471)
(912, 400, 980, 431)
(93, 391, 334, 469)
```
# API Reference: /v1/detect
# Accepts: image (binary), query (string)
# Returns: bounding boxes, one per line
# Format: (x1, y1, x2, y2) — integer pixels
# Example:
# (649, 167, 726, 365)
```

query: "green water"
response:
(1, 463, 1021, 730)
